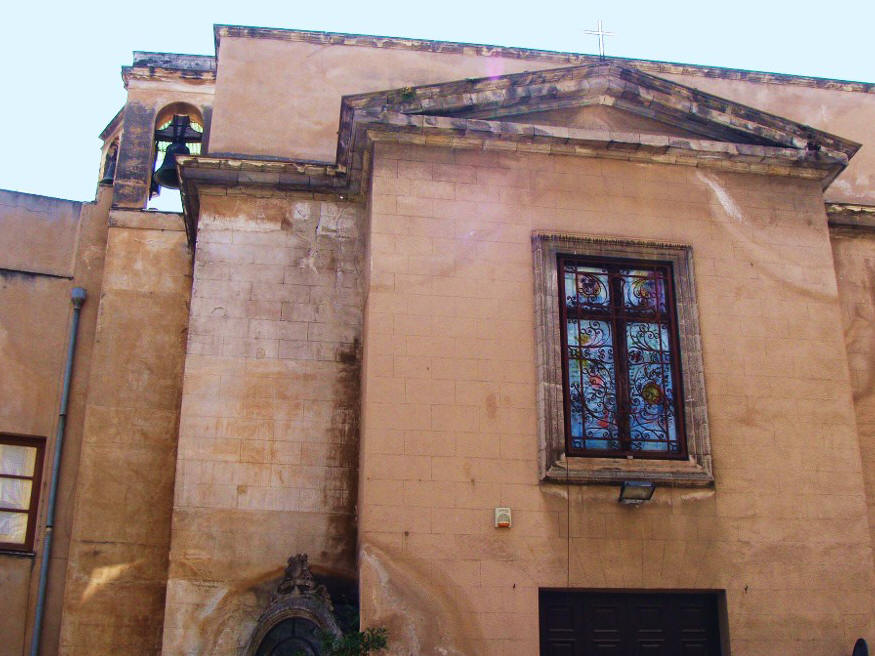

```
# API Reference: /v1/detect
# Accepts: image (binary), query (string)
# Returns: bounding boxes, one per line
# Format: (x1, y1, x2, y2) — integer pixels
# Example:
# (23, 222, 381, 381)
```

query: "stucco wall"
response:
(0, 190, 83, 275)
(358, 141, 874, 655)
(160, 191, 364, 655)
(0, 188, 109, 656)
(210, 38, 544, 163)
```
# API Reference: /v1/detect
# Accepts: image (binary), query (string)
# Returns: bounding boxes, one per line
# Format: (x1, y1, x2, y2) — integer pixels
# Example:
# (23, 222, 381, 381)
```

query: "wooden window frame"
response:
(558, 256, 688, 460)
(533, 233, 713, 486)
(0, 434, 45, 552)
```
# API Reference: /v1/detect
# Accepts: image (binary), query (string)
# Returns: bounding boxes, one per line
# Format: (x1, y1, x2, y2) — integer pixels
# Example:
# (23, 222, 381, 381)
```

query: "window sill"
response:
(0, 549, 36, 558)
(544, 454, 714, 487)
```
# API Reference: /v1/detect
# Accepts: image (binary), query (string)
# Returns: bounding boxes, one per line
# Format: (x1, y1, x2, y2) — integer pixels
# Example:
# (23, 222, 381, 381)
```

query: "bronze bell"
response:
(152, 114, 200, 190)
(153, 141, 190, 189)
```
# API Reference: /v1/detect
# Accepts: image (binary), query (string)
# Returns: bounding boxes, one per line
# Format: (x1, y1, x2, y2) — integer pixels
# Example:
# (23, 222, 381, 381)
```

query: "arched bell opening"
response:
(99, 139, 119, 185)
(148, 102, 204, 211)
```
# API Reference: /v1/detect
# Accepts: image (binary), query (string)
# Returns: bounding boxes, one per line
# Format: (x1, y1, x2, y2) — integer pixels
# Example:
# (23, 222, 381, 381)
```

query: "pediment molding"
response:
(338, 64, 859, 180)
(344, 65, 779, 144)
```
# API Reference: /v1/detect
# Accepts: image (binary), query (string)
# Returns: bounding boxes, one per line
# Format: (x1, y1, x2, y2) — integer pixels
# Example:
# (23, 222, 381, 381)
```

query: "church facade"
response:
(2, 24, 875, 655)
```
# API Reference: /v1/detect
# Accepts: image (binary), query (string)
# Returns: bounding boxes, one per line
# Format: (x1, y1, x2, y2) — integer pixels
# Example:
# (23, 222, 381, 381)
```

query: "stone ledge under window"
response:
(0, 549, 36, 558)
(544, 454, 714, 486)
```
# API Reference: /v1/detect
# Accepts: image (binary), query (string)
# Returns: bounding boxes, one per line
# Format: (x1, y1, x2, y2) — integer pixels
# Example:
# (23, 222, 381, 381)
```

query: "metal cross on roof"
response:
(584, 20, 614, 58)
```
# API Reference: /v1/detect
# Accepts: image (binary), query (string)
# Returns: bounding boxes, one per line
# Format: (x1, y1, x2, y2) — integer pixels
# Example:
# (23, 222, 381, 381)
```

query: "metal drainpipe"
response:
(29, 286, 86, 656)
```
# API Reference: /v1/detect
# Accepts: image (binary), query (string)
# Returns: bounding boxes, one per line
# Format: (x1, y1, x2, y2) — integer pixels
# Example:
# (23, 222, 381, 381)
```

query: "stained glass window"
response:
(559, 257, 686, 458)
(0, 436, 44, 551)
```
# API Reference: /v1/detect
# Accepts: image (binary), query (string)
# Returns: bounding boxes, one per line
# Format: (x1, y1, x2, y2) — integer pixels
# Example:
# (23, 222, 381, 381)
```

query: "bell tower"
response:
(56, 51, 216, 656)
(109, 53, 214, 211)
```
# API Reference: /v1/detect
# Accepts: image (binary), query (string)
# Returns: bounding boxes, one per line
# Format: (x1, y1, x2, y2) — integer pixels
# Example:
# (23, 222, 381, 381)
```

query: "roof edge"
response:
(827, 203, 875, 230)
(213, 24, 875, 94)
(132, 51, 216, 72)
(99, 107, 124, 142)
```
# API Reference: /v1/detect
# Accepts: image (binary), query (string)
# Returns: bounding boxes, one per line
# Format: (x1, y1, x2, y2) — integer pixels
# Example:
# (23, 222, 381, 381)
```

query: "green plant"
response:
(322, 627, 388, 656)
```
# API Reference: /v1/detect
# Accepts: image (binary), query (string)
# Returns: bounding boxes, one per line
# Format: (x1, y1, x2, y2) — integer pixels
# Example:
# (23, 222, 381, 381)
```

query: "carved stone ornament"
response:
(274, 554, 331, 605)
(245, 554, 342, 656)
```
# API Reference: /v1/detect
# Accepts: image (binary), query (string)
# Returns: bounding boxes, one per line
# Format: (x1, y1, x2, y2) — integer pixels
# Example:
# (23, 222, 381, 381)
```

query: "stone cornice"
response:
(178, 156, 345, 188)
(122, 66, 217, 89)
(213, 24, 875, 95)
(827, 203, 875, 230)
(179, 111, 842, 192)
(365, 114, 839, 174)
(176, 156, 350, 246)
(132, 51, 216, 72)
(177, 117, 844, 247)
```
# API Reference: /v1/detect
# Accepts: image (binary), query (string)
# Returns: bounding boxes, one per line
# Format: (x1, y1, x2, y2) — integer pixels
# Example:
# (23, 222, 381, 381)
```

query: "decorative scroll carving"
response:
(273, 553, 332, 609)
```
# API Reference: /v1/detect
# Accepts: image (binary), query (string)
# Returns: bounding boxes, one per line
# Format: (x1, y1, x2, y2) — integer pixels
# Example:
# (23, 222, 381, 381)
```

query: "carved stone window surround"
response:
(532, 232, 713, 486)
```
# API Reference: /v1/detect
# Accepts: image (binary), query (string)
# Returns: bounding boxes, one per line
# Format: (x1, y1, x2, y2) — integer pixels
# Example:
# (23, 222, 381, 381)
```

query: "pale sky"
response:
(2, 0, 872, 205)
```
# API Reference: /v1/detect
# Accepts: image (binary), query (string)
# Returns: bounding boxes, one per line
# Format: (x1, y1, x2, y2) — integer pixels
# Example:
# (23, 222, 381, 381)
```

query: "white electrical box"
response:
(494, 507, 512, 528)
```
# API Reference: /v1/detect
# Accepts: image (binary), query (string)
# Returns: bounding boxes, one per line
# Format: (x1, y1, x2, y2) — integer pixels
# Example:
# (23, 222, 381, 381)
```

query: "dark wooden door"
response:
(539, 590, 722, 655)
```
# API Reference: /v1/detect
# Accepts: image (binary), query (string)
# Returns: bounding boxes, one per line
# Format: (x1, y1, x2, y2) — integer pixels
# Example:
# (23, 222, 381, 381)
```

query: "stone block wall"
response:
(358, 141, 875, 655)
(160, 191, 364, 655)
(59, 211, 191, 655)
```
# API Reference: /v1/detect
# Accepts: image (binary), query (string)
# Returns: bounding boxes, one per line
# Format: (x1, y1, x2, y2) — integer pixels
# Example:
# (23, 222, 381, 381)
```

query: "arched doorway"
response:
(246, 554, 343, 656)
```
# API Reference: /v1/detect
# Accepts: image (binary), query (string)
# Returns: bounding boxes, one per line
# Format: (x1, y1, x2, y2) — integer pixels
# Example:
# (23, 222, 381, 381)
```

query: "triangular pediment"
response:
(338, 63, 859, 190)
(500, 104, 707, 140)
